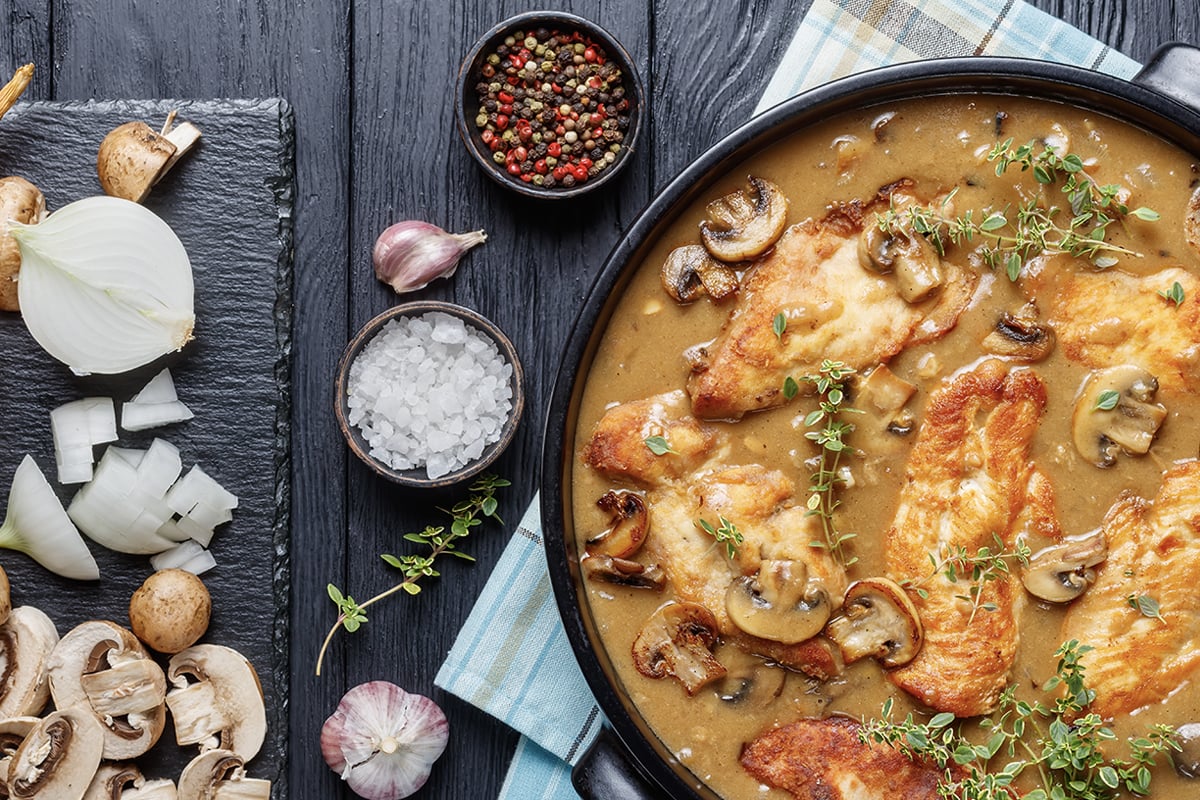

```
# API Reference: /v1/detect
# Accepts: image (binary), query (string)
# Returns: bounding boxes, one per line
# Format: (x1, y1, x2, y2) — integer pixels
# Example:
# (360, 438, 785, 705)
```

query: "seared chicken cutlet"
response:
(886, 360, 1047, 717)
(582, 391, 723, 485)
(686, 187, 977, 420)
(1022, 258, 1200, 393)
(1060, 461, 1200, 718)
(741, 716, 946, 799)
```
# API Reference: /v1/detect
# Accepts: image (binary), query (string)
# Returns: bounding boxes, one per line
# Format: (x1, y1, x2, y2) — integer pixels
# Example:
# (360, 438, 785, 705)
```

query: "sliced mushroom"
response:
(858, 222, 945, 303)
(982, 303, 1056, 362)
(166, 644, 267, 761)
(1175, 722, 1200, 778)
(97, 113, 202, 204)
(1071, 365, 1168, 467)
(859, 365, 916, 416)
(712, 648, 786, 709)
(586, 490, 649, 558)
(631, 602, 726, 695)
(0, 567, 9, 627)
(47, 621, 167, 760)
(177, 750, 269, 800)
(0, 718, 37, 797)
(825, 578, 923, 668)
(0, 176, 46, 312)
(699, 176, 788, 262)
(0, 606, 59, 718)
(581, 554, 665, 590)
(82, 764, 175, 800)
(1020, 532, 1108, 603)
(725, 560, 830, 644)
(1187, 183, 1200, 258)
(7, 708, 104, 800)
(660, 245, 739, 303)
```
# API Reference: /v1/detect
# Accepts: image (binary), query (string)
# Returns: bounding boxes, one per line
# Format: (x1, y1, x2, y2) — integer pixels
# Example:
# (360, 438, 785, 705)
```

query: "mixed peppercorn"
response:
(473, 27, 632, 190)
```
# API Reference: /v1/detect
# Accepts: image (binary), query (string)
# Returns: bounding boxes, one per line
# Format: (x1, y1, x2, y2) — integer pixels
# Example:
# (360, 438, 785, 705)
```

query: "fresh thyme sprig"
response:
(860, 640, 1180, 800)
(797, 360, 863, 567)
(315, 473, 510, 676)
(878, 138, 1158, 281)
(696, 514, 744, 559)
(904, 534, 1032, 625)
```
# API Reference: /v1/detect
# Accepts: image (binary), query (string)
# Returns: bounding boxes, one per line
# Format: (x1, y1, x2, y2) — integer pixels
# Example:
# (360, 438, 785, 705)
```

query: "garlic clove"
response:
(373, 220, 486, 295)
(321, 681, 449, 800)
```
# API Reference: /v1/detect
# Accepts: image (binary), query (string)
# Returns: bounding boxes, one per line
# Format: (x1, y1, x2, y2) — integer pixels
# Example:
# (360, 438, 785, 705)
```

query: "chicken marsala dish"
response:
(570, 96, 1200, 800)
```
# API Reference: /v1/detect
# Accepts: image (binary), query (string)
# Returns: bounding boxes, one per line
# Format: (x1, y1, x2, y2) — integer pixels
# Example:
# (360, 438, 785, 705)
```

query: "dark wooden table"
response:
(0, 1, 1195, 797)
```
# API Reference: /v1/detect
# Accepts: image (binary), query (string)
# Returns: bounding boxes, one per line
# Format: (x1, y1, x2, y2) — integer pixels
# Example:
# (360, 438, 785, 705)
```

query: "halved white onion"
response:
(0, 456, 100, 580)
(12, 196, 195, 375)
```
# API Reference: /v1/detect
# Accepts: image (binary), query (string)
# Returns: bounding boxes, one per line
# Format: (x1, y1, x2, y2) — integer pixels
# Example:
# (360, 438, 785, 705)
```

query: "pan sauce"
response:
(571, 95, 1200, 799)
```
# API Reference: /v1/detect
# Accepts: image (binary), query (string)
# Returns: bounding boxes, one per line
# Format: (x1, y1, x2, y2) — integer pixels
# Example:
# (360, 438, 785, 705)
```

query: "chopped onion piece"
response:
(121, 400, 194, 432)
(136, 438, 183, 497)
(0, 455, 99, 580)
(12, 196, 195, 375)
(156, 518, 192, 543)
(68, 449, 177, 554)
(131, 368, 180, 404)
(50, 397, 118, 484)
(174, 515, 215, 547)
(166, 465, 238, 516)
(106, 446, 146, 468)
(149, 540, 216, 575)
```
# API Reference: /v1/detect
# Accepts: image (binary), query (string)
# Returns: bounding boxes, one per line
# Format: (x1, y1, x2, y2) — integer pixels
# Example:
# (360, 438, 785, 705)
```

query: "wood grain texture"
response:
(0, 0, 1194, 798)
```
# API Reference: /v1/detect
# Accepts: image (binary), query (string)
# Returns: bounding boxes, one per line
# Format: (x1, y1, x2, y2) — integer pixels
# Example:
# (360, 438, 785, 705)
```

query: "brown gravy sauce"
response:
(571, 95, 1200, 799)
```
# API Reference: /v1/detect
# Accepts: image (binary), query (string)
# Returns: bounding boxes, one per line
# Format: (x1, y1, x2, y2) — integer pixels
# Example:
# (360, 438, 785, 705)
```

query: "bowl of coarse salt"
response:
(335, 301, 524, 487)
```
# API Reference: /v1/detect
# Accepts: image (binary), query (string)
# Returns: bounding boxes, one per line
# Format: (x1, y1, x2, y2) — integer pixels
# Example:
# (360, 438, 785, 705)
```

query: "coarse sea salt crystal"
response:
(346, 312, 514, 479)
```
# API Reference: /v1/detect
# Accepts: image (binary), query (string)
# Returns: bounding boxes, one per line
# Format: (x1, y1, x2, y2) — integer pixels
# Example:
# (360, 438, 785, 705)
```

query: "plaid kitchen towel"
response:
(437, 1, 1141, 797)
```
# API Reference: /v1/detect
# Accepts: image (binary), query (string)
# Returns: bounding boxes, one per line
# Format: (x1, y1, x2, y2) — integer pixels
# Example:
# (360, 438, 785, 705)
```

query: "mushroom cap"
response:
(7, 707, 104, 800)
(178, 749, 269, 800)
(0, 176, 46, 312)
(0, 717, 38, 797)
(981, 304, 1056, 362)
(858, 222, 945, 303)
(1071, 365, 1167, 467)
(724, 560, 831, 644)
(47, 620, 166, 760)
(700, 176, 788, 262)
(96, 122, 176, 204)
(586, 490, 649, 559)
(0, 606, 59, 719)
(825, 578, 923, 668)
(81, 762, 143, 800)
(631, 601, 726, 695)
(129, 569, 212, 654)
(660, 245, 738, 303)
(1020, 533, 1108, 604)
(166, 644, 266, 762)
(581, 554, 666, 590)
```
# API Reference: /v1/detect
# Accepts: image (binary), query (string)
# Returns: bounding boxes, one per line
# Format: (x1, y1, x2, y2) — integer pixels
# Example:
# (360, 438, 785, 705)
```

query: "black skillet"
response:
(542, 44, 1200, 799)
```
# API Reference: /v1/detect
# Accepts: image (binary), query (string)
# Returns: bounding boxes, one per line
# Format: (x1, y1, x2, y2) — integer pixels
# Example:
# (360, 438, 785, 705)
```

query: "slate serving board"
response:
(0, 99, 293, 793)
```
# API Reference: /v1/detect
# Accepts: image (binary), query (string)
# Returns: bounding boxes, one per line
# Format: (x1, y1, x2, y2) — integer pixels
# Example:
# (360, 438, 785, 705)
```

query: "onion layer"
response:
(0, 456, 99, 580)
(12, 196, 195, 375)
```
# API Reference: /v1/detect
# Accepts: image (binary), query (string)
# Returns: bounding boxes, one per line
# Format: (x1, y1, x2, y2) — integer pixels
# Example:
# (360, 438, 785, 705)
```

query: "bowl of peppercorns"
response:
(456, 11, 643, 198)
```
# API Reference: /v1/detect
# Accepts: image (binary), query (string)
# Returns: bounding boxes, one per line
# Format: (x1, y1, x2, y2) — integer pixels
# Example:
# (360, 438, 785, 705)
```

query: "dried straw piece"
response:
(0, 64, 34, 121)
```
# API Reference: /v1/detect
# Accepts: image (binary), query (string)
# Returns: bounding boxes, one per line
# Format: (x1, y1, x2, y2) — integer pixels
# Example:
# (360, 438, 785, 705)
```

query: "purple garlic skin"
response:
(373, 220, 486, 294)
(321, 680, 449, 800)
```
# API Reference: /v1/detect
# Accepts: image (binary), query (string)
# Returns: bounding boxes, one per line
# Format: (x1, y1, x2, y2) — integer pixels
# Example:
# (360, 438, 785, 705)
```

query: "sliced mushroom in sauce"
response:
(1020, 532, 1108, 604)
(660, 245, 739, 303)
(825, 578, 923, 668)
(632, 602, 726, 695)
(582, 554, 666, 591)
(586, 490, 649, 559)
(1071, 365, 1167, 467)
(858, 219, 946, 303)
(981, 303, 1056, 362)
(699, 177, 788, 262)
(725, 560, 831, 645)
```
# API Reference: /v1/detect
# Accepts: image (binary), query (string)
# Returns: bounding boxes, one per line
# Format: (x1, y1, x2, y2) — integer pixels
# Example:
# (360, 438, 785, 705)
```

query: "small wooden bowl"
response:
(335, 301, 525, 488)
(455, 10, 644, 199)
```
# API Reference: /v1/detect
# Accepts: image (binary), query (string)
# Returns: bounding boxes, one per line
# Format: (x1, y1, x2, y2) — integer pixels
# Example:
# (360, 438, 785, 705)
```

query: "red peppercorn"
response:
(498, 91, 514, 104)
(510, 54, 525, 69)
(517, 126, 533, 142)
(514, 146, 528, 162)
(534, 159, 548, 174)
(496, 115, 509, 130)
(584, 47, 597, 62)
(498, 103, 513, 115)
(547, 142, 562, 157)
(552, 166, 568, 180)
(506, 76, 518, 85)
(555, 124, 566, 136)
(481, 130, 494, 144)
(520, 173, 533, 182)
(507, 162, 522, 176)
(488, 138, 502, 152)
(580, 157, 593, 169)
(572, 164, 588, 181)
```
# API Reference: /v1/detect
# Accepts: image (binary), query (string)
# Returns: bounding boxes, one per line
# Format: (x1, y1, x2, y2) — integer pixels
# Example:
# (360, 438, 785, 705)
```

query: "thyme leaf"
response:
(1093, 389, 1120, 411)
(1127, 593, 1166, 624)
(773, 311, 787, 340)
(798, 360, 862, 567)
(696, 514, 744, 559)
(644, 435, 677, 456)
(1159, 280, 1185, 307)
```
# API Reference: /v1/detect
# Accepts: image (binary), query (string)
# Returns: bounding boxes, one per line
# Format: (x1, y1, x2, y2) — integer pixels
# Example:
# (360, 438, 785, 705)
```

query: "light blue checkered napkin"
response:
(436, 1, 1141, 796)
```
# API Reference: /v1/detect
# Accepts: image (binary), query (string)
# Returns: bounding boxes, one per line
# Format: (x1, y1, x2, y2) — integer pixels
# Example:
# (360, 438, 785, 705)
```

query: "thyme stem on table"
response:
(315, 473, 510, 676)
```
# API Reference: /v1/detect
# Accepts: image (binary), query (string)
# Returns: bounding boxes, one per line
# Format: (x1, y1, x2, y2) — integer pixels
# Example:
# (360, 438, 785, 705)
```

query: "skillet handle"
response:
(1133, 43, 1200, 112)
(572, 727, 671, 800)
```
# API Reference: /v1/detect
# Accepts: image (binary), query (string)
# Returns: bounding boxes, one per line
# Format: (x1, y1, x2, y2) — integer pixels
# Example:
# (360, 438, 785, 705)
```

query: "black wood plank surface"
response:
(0, 0, 1197, 798)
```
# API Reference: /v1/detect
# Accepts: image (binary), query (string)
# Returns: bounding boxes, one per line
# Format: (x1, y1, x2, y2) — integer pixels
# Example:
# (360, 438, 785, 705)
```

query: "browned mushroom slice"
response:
(825, 578, 923, 668)
(1187, 184, 1200, 257)
(725, 560, 831, 644)
(0, 606, 59, 718)
(982, 303, 1056, 362)
(97, 115, 202, 204)
(699, 176, 788, 262)
(858, 221, 945, 303)
(1020, 532, 1107, 603)
(581, 554, 665, 590)
(8, 708, 104, 800)
(712, 647, 787, 708)
(1071, 365, 1167, 468)
(177, 749, 270, 800)
(660, 245, 739, 303)
(586, 490, 649, 558)
(0, 177, 46, 312)
(1177, 722, 1200, 778)
(47, 621, 167, 760)
(631, 602, 726, 695)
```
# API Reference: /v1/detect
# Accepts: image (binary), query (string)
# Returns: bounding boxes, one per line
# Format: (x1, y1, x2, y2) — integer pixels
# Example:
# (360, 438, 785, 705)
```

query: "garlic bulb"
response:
(373, 220, 486, 294)
(12, 196, 195, 375)
(321, 681, 449, 800)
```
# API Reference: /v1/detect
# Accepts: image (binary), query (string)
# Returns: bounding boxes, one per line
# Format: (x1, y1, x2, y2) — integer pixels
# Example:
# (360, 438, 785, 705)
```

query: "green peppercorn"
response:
(535, 44, 546, 56)
(492, 151, 506, 165)
(532, 132, 543, 143)
(573, 43, 585, 54)
(475, 114, 488, 127)
(533, 174, 545, 186)
(487, 53, 500, 66)
(524, 36, 536, 48)
(504, 35, 516, 46)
